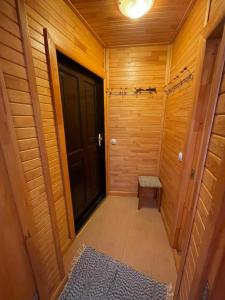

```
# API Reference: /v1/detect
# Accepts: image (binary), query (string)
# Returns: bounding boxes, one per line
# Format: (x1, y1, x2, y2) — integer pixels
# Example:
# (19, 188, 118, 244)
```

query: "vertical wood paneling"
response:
(108, 45, 168, 193)
(159, 0, 209, 239)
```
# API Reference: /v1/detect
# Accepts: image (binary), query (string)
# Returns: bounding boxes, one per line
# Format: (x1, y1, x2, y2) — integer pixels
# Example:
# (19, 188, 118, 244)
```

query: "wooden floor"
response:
(64, 196, 177, 289)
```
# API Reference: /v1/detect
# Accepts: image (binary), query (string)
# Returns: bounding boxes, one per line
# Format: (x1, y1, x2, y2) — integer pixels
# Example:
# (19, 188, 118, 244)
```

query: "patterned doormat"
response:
(59, 246, 170, 299)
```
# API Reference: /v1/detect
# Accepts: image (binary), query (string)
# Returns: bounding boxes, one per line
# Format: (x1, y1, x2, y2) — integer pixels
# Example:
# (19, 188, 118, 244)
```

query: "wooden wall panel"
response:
(159, 0, 209, 238)
(1, 0, 105, 296)
(0, 0, 60, 294)
(107, 45, 168, 193)
(24, 0, 105, 252)
(209, 0, 225, 21)
(178, 48, 225, 300)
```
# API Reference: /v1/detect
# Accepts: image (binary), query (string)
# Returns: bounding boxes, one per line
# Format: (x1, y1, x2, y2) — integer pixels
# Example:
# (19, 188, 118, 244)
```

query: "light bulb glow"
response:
(118, 0, 154, 19)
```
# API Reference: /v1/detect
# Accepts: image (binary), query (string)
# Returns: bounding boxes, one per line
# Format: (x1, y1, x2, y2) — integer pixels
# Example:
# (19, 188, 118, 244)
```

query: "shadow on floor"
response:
(64, 196, 177, 290)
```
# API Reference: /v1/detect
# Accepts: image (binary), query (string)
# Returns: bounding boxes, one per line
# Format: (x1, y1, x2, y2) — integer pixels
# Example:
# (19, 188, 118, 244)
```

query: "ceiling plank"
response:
(70, 0, 194, 47)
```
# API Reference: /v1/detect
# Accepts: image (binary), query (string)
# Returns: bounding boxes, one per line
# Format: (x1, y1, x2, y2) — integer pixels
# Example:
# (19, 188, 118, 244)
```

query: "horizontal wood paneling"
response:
(108, 45, 168, 193)
(1, 0, 105, 295)
(178, 43, 225, 300)
(0, 0, 60, 294)
(25, 0, 104, 76)
(24, 0, 105, 253)
(159, 0, 208, 239)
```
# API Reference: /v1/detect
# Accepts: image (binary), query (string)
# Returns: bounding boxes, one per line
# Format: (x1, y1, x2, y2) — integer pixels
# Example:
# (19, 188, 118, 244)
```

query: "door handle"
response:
(98, 133, 103, 147)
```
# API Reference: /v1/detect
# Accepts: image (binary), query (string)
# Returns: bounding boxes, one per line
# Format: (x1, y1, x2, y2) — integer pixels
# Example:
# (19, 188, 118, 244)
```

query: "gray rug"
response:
(59, 246, 168, 300)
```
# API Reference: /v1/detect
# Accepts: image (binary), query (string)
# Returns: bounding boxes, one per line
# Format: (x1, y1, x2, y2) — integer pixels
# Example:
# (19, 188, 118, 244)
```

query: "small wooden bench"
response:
(138, 176, 162, 211)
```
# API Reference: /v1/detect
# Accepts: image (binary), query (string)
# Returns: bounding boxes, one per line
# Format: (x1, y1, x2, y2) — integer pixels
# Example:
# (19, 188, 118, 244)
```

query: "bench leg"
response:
(157, 188, 161, 212)
(138, 184, 142, 210)
(138, 200, 141, 210)
(138, 194, 141, 210)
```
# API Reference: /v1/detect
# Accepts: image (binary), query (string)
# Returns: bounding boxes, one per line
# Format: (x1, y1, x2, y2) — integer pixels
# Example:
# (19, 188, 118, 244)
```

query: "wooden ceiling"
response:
(70, 0, 194, 47)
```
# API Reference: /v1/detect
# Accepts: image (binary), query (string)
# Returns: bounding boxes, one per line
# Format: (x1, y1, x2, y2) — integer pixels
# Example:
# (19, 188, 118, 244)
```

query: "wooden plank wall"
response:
(178, 50, 225, 300)
(0, 0, 105, 296)
(159, 0, 209, 239)
(23, 0, 105, 252)
(209, 0, 225, 20)
(0, 0, 60, 294)
(107, 45, 169, 193)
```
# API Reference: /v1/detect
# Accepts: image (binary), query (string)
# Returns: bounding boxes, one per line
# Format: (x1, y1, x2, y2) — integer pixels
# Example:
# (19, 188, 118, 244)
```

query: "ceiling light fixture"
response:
(118, 0, 154, 19)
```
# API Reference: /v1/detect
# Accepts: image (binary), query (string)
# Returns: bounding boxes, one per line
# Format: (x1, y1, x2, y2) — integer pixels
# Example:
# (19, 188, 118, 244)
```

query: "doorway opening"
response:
(57, 52, 106, 233)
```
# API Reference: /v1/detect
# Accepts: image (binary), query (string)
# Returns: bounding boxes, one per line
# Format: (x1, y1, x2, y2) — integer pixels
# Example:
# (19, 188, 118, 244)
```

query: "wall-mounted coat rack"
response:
(106, 87, 157, 97)
(164, 67, 193, 95)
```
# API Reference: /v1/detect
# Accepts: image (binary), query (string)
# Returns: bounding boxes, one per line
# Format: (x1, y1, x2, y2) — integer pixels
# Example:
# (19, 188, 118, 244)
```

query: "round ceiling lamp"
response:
(118, 0, 154, 19)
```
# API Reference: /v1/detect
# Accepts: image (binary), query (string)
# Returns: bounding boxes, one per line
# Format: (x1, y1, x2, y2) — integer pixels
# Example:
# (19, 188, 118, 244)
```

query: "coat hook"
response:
(106, 87, 157, 97)
(165, 66, 193, 95)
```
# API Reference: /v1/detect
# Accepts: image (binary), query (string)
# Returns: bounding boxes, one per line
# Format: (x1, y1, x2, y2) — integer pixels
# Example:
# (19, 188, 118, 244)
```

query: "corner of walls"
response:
(11, 0, 106, 296)
(107, 44, 169, 194)
(158, 44, 172, 171)
(159, 0, 211, 247)
(157, 44, 172, 174)
(104, 48, 110, 195)
(158, 43, 173, 239)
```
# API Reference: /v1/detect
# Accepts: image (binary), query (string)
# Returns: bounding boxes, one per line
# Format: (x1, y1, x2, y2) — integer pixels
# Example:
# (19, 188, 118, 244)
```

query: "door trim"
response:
(170, 37, 207, 248)
(43, 29, 109, 240)
(44, 29, 76, 242)
(170, 2, 211, 249)
(104, 49, 111, 194)
(174, 19, 225, 299)
(17, 0, 65, 279)
(188, 21, 225, 299)
(171, 0, 225, 251)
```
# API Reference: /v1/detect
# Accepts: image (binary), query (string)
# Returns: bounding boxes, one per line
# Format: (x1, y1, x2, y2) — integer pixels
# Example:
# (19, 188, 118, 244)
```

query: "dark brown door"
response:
(57, 53, 106, 232)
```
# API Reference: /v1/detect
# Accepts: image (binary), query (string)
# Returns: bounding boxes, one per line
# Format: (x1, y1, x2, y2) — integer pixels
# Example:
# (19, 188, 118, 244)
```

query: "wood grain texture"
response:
(107, 45, 168, 193)
(177, 24, 225, 300)
(24, 0, 105, 254)
(71, 0, 194, 47)
(0, 141, 36, 300)
(159, 0, 209, 242)
(0, 67, 49, 300)
(173, 36, 219, 256)
(104, 49, 111, 194)
(25, 0, 104, 76)
(0, 0, 60, 295)
(17, 0, 65, 282)
(43, 29, 75, 245)
(209, 0, 225, 21)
